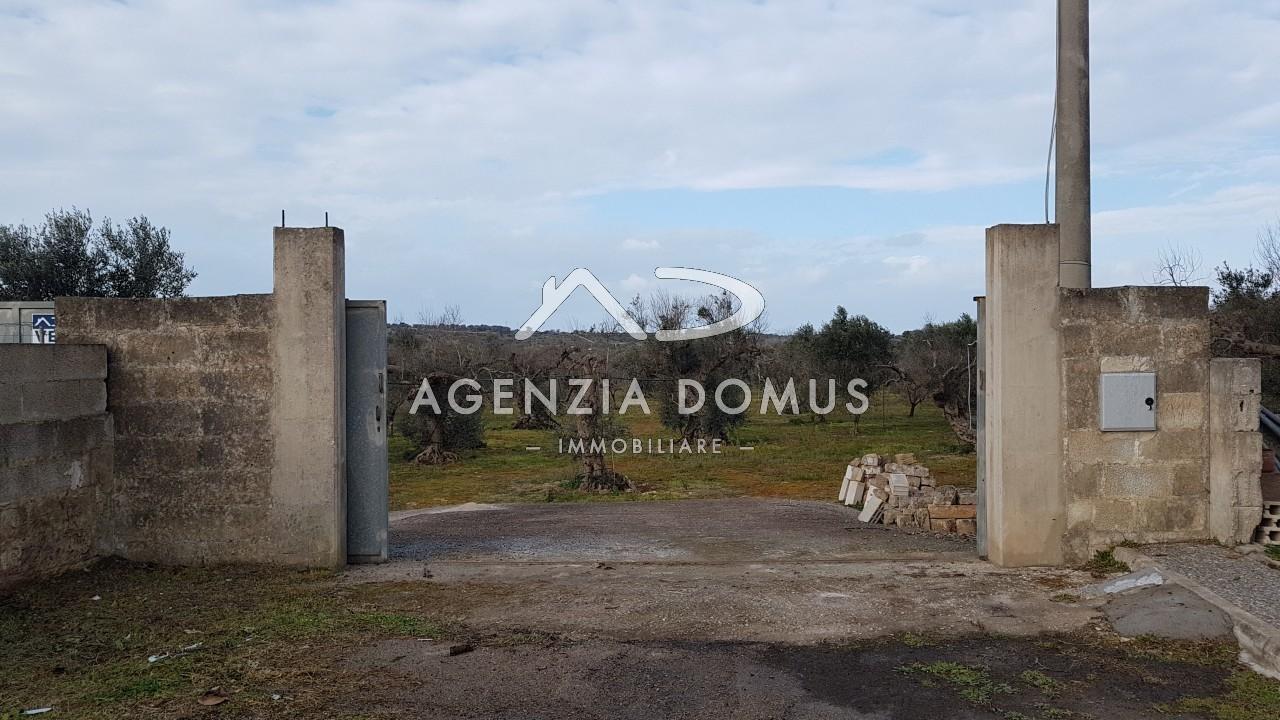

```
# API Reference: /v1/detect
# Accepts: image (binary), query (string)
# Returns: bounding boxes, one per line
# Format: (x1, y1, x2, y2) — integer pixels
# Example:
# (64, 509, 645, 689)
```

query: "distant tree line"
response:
(387, 293, 980, 488)
(0, 207, 196, 300)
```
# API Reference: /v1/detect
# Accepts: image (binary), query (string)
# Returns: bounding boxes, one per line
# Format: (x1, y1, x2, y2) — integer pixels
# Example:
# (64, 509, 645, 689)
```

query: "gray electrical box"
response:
(1099, 372, 1157, 432)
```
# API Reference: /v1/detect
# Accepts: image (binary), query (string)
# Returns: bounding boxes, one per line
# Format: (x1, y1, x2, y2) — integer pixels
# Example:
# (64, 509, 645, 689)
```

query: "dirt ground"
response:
(358, 500, 1093, 643)
(334, 500, 1271, 719)
(5, 499, 1279, 719)
(341, 634, 1244, 719)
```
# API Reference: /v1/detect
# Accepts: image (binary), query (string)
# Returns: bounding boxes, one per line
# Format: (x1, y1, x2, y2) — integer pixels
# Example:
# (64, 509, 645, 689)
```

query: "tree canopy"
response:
(0, 208, 196, 300)
(1211, 262, 1279, 407)
(806, 306, 894, 387)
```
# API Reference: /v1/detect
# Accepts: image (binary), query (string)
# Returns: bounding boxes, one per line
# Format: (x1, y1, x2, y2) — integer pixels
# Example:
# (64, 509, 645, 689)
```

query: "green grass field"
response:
(389, 392, 976, 509)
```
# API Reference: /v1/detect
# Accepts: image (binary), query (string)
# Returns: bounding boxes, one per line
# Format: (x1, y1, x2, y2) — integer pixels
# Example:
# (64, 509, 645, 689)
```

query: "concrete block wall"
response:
(1209, 358, 1264, 544)
(0, 344, 112, 588)
(1058, 286, 1213, 561)
(56, 296, 276, 565)
(36, 227, 351, 572)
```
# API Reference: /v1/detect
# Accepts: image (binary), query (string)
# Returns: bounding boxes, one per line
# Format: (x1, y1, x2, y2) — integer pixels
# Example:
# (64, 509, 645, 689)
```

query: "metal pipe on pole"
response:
(1056, 0, 1091, 288)
(1261, 406, 1280, 440)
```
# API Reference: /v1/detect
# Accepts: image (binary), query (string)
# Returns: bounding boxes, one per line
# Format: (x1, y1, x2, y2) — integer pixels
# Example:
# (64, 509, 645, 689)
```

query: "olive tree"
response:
(0, 208, 195, 300)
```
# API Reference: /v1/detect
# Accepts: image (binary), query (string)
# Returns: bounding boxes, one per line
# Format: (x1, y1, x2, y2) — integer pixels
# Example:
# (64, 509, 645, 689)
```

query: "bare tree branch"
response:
(1258, 220, 1280, 285)
(1152, 243, 1205, 286)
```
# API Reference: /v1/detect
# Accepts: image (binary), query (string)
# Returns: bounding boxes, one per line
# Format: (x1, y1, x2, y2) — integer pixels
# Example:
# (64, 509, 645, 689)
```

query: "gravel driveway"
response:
(389, 498, 975, 564)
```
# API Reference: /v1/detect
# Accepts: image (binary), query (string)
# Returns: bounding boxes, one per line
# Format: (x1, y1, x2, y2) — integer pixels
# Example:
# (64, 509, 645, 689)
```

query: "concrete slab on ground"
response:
(1102, 584, 1234, 640)
(1116, 543, 1280, 679)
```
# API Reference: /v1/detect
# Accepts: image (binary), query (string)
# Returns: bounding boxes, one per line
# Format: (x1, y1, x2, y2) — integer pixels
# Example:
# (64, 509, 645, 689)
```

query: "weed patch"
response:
(1033, 703, 1087, 718)
(1019, 669, 1064, 697)
(1158, 670, 1280, 720)
(898, 632, 931, 648)
(1083, 549, 1130, 576)
(897, 661, 1014, 704)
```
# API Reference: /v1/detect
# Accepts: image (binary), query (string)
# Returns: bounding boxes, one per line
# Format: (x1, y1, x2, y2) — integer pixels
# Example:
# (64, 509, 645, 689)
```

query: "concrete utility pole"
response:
(1056, 0, 1091, 288)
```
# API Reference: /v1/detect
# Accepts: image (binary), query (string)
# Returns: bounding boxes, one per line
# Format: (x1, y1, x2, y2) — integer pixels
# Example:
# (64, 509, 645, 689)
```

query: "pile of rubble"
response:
(837, 453, 977, 536)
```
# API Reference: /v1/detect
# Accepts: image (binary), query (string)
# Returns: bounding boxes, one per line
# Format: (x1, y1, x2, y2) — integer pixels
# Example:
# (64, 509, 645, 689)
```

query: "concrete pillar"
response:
(1209, 358, 1263, 545)
(984, 224, 1064, 566)
(1056, 0, 1091, 289)
(270, 227, 347, 568)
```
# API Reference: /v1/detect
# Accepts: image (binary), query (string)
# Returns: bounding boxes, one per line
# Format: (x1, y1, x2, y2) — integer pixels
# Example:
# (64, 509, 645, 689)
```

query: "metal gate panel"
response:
(345, 300, 389, 564)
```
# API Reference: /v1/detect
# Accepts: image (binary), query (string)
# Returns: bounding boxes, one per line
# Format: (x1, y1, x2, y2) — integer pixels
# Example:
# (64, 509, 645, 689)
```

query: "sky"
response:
(1, 0, 1278, 333)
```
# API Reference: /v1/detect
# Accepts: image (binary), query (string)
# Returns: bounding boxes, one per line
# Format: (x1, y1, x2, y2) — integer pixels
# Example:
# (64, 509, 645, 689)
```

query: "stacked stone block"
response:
(837, 453, 977, 536)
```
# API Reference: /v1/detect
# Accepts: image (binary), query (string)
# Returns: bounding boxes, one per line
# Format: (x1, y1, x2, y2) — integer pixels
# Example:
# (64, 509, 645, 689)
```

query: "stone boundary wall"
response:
(1209, 358, 1263, 544)
(1058, 286, 1213, 562)
(46, 227, 348, 571)
(1, 228, 351, 583)
(983, 222, 1264, 567)
(0, 344, 112, 588)
(55, 295, 276, 565)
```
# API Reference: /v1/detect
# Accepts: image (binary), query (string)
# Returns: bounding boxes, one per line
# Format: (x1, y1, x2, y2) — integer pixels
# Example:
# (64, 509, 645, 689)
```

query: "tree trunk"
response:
(413, 377, 458, 465)
(935, 397, 975, 446)
(573, 366, 632, 492)
(413, 412, 458, 464)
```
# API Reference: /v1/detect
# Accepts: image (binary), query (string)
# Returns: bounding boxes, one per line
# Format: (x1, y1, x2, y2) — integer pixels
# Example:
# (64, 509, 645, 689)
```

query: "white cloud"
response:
(0, 0, 1173, 208)
(881, 254, 934, 280)
(0, 1, 1276, 329)
(620, 273, 651, 293)
(621, 237, 661, 251)
(1094, 184, 1280, 238)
